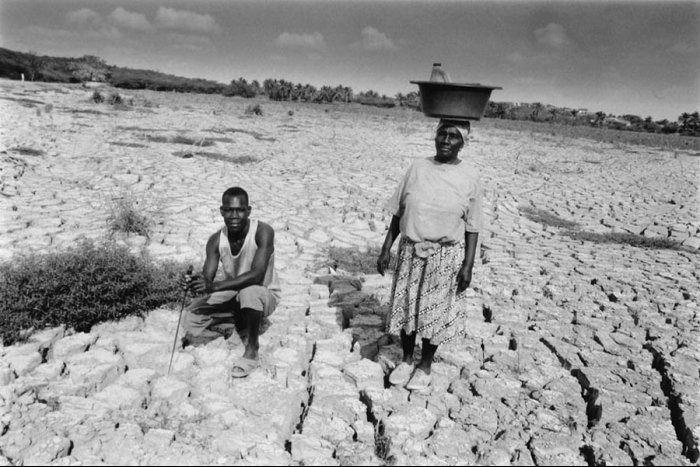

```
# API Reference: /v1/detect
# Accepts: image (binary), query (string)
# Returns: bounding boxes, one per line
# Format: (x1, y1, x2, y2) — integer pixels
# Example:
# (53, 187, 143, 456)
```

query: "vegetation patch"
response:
(9, 146, 44, 156)
(69, 109, 106, 115)
(204, 136, 235, 144)
(0, 239, 185, 345)
(173, 151, 258, 164)
(147, 135, 215, 146)
(0, 96, 45, 106)
(519, 206, 580, 230)
(564, 231, 688, 251)
(520, 206, 692, 252)
(205, 127, 276, 142)
(485, 119, 700, 151)
(109, 141, 148, 148)
(116, 126, 168, 132)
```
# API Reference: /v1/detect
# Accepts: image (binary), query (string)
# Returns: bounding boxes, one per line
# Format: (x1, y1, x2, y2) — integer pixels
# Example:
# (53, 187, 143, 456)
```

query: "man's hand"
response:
(377, 249, 391, 276)
(456, 264, 473, 294)
(178, 265, 194, 292)
(189, 275, 214, 295)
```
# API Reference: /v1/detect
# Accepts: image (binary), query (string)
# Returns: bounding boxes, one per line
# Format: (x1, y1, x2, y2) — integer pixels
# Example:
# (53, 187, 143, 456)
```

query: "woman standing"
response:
(377, 119, 482, 391)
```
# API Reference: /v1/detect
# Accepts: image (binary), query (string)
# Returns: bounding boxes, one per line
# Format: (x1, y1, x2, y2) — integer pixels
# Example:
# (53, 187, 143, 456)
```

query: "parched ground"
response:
(0, 79, 698, 466)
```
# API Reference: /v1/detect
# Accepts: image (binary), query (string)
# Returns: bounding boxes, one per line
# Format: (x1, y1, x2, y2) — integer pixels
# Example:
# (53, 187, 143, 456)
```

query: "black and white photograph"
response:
(0, 0, 698, 465)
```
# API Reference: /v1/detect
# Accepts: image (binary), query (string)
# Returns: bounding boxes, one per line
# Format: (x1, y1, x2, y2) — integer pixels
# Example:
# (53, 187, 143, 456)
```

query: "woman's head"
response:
(435, 119, 470, 162)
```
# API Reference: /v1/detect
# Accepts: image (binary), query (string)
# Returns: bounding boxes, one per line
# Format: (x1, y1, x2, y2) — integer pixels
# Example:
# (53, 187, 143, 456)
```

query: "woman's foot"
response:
(389, 362, 414, 386)
(406, 367, 432, 391)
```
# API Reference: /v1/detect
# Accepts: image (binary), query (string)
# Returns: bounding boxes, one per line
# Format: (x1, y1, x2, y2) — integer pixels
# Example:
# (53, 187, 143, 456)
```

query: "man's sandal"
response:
(230, 358, 260, 378)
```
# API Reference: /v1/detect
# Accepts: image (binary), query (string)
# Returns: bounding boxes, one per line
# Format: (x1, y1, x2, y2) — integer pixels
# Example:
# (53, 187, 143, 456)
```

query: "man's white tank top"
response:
(218, 219, 281, 301)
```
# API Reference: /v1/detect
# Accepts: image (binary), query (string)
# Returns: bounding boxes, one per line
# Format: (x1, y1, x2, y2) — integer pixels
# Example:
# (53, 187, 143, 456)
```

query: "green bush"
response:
(0, 239, 187, 345)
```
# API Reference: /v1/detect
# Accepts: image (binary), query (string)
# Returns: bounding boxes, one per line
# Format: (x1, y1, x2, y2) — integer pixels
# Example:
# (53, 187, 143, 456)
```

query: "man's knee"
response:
(237, 285, 268, 311)
(181, 308, 211, 336)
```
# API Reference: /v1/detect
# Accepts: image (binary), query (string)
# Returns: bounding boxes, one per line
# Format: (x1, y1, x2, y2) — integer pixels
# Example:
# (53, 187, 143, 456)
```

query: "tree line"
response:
(1, 47, 697, 137)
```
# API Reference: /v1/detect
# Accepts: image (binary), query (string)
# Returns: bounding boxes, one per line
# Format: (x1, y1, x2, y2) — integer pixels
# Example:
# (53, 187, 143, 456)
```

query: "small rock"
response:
(28, 326, 65, 351)
(92, 384, 145, 410)
(151, 377, 190, 403)
(22, 435, 71, 465)
(144, 428, 175, 447)
(0, 364, 14, 386)
(6, 352, 42, 377)
(682, 236, 700, 250)
(51, 333, 97, 360)
(343, 358, 385, 391)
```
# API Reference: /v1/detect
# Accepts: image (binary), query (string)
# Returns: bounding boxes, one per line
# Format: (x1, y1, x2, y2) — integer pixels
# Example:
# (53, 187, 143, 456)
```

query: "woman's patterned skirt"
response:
(386, 236, 470, 345)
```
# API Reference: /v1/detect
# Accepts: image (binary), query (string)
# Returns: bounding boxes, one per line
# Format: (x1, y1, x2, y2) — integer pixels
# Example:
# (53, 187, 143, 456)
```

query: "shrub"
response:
(244, 104, 263, 116)
(107, 92, 123, 105)
(92, 91, 104, 103)
(0, 239, 186, 345)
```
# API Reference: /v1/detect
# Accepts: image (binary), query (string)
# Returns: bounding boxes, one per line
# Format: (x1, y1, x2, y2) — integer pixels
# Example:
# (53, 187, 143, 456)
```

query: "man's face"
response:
(220, 195, 251, 233)
(434, 126, 464, 161)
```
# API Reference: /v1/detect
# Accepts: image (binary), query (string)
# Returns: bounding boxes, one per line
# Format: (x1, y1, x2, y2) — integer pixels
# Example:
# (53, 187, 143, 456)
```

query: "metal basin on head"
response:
(411, 81, 502, 120)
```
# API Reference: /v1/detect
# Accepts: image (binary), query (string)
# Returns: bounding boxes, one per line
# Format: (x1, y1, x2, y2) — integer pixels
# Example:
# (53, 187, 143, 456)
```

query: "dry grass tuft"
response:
(107, 195, 154, 238)
(244, 103, 263, 116)
(148, 135, 215, 146)
(173, 151, 259, 164)
(9, 146, 45, 156)
(109, 141, 148, 148)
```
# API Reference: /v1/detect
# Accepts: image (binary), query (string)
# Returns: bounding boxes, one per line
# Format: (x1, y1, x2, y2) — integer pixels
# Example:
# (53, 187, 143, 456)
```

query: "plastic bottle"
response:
(429, 63, 451, 83)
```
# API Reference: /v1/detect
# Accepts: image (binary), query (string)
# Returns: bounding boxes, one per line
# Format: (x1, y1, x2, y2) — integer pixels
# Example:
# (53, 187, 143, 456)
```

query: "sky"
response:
(0, 0, 698, 121)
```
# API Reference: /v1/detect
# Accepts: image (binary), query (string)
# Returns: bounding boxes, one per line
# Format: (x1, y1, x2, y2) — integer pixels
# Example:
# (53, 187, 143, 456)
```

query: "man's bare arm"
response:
(185, 232, 221, 294)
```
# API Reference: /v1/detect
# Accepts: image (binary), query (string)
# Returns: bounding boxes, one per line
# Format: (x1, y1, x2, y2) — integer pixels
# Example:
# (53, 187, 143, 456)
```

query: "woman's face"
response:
(434, 126, 464, 162)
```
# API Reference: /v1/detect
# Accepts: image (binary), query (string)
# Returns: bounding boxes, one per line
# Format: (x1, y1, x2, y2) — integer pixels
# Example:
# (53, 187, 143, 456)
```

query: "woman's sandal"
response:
(389, 362, 414, 386)
(405, 368, 432, 391)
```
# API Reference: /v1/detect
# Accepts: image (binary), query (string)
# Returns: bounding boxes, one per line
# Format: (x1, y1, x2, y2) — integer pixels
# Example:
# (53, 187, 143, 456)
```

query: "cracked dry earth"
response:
(1, 80, 699, 466)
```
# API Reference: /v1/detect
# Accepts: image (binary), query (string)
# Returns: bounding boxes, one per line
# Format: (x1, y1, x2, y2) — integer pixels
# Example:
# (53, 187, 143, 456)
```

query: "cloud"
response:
(274, 32, 326, 51)
(534, 23, 570, 49)
(154, 7, 221, 34)
(66, 8, 102, 28)
(669, 41, 697, 54)
(505, 52, 526, 64)
(165, 33, 214, 52)
(25, 24, 122, 42)
(108, 8, 153, 32)
(356, 26, 397, 51)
